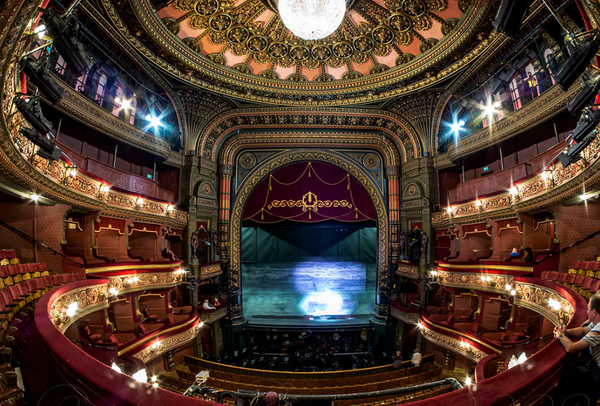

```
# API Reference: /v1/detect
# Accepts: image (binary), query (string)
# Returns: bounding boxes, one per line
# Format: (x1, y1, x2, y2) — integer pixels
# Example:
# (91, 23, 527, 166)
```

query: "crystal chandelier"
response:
(278, 0, 346, 40)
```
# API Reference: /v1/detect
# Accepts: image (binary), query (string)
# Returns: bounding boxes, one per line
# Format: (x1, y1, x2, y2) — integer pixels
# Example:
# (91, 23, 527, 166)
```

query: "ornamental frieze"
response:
(50, 285, 109, 333)
(419, 325, 489, 362)
(131, 322, 201, 363)
(107, 271, 185, 294)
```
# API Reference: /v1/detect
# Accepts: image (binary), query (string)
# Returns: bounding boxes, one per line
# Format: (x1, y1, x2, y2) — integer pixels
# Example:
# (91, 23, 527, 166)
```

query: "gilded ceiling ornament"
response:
(233, 63, 252, 73)
(290, 45, 310, 61)
(389, 14, 412, 31)
(210, 13, 233, 31)
(312, 45, 332, 62)
(183, 37, 203, 52)
(189, 14, 209, 29)
(353, 36, 375, 53)
(370, 63, 390, 74)
(210, 31, 228, 44)
(419, 37, 437, 53)
(441, 17, 459, 35)
(162, 17, 180, 34)
(394, 31, 412, 46)
(248, 36, 268, 52)
(208, 53, 226, 64)
(315, 73, 335, 82)
(426, 0, 445, 12)
(195, 0, 219, 15)
(342, 70, 362, 79)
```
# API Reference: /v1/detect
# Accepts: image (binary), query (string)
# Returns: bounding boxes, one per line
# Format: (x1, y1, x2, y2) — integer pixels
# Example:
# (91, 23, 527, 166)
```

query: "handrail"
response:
(535, 227, 600, 264)
(0, 219, 84, 267)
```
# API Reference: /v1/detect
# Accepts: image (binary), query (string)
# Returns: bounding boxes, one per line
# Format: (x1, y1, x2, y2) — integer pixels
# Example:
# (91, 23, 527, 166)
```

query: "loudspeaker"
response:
(492, 0, 534, 38)
(556, 40, 600, 91)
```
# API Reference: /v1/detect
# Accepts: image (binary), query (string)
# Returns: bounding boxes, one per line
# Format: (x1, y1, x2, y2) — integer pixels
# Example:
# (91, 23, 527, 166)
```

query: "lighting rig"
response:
(13, 96, 62, 162)
(558, 107, 600, 168)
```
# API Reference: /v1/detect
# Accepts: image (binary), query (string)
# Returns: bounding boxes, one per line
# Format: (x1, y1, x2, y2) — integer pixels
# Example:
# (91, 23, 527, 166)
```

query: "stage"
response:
(242, 260, 376, 327)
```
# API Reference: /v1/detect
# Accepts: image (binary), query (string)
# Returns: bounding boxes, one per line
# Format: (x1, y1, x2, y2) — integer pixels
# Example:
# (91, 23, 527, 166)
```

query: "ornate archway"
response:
(226, 149, 390, 325)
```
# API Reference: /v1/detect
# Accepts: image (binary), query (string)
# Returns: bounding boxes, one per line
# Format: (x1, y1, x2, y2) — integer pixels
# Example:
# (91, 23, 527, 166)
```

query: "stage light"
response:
(510, 186, 518, 195)
(416, 322, 423, 329)
(483, 100, 500, 117)
(567, 76, 600, 116)
(31, 193, 40, 201)
(556, 38, 600, 91)
(446, 206, 453, 214)
(34, 24, 46, 39)
(20, 57, 65, 105)
(20, 127, 63, 162)
(450, 120, 465, 133)
(146, 114, 162, 129)
(558, 139, 592, 168)
(101, 185, 110, 193)
(465, 376, 472, 386)
(475, 199, 481, 207)
(14, 97, 52, 135)
(42, 8, 93, 76)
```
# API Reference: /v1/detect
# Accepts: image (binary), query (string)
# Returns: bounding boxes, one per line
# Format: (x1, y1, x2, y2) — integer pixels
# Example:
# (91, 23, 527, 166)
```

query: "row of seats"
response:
(0, 255, 82, 406)
(570, 260, 600, 276)
(541, 271, 600, 299)
(189, 363, 431, 387)
(333, 385, 454, 406)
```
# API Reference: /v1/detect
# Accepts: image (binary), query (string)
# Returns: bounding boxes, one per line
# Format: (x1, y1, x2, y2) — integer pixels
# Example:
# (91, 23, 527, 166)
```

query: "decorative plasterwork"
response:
(101, 0, 494, 105)
(435, 269, 516, 295)
(106, 271, 186, 295)
(432, 137, 600, 227)
(201, 306, 227, 323)
(200, 262, 222, 276)
(50, 285, 110, 333)
(50, 77, 181, 166)
(419, 325, 490, 362)
(229, 149, 388, 296)
(153, 0, 462, 82)
(130, 321, 201, 362)
(204, 108, 419, 162)
(396, 263, 420, 278)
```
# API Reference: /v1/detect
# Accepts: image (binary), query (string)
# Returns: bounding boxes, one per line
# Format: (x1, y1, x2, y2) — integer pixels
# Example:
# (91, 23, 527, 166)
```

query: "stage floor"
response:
(242, 261, 376, 327)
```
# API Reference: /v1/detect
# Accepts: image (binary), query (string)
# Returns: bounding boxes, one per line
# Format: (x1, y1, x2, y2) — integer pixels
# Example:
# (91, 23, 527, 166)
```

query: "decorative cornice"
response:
(106, 270, 186, 295)
(129, 319, 201, 362)
(419, 325, 490, 362)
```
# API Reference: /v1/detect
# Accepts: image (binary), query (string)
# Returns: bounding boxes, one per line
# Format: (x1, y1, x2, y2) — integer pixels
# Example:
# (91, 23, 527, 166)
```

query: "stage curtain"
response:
(242, 227, 376, 262)
(243, 162, 376, 223)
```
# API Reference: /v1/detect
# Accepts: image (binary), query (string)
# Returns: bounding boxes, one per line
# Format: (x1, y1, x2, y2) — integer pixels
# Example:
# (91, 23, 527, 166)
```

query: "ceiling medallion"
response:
(278, 0, 346, 40)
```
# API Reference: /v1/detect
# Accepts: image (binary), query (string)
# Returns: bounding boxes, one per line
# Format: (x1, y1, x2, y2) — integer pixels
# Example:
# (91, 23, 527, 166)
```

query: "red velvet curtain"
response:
(243, 162, 376, 223)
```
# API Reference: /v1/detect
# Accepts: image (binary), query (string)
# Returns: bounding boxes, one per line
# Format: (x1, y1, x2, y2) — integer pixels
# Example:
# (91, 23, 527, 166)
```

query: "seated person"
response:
(202, 299, 216, 310)
(510, 247, 520, 257)
(524, 247, 533, 263)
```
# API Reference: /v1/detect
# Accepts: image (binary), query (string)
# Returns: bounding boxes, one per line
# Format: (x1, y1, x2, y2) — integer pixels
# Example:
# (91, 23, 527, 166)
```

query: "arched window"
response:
(95, 73, 107, 105)
(112, 83, 124, 116)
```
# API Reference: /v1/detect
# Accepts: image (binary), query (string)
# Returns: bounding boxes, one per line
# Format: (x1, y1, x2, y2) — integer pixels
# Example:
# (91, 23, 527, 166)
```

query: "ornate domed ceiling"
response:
(111, 0, 492, 104)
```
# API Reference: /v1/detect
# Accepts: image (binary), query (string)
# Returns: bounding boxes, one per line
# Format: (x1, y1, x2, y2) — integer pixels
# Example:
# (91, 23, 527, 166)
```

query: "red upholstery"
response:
(541, 271, 550, 280)
(557, 273, 568, 283)
(591, 279, 600, 293)
(6, 265, 18, 276)
(590, 262, 600, 271)
(582, 277, 594, 290)
(572, 261, 582, 269)
(0, 250, 16, 259)
(0, 266, 8, 278)
(566, 273, 577, 284)
(42, 276, 54, 287)
(52, 275, 63, 285)
(549, 271, 559, 281)
(574, 275, 586, 287)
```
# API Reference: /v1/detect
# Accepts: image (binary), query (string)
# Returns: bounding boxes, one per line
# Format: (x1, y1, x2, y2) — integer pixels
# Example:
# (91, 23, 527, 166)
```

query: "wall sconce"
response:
(166, 205, 174, 214)
(109, 287, 119, 296)
(66, 302, 78, 317)
(475, 199, 482, 212)
(446, 206, 453, 216)
(136, 198, 144, 210)
(510, 186, 519, 202)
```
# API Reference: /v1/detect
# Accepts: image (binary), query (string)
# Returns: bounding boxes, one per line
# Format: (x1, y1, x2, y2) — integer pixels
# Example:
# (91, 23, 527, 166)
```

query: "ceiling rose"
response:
(278, 0, 346, 40)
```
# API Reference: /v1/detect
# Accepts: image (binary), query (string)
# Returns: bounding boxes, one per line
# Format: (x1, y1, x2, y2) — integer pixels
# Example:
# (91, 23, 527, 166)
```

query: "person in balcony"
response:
(510, 247, 520, 257)
(553, 293, 600, 404)
(411, 349, 422, 367)
(202, 299, 216, 310)
(524, 247, 533, 263)
(393, 351, 403, 369)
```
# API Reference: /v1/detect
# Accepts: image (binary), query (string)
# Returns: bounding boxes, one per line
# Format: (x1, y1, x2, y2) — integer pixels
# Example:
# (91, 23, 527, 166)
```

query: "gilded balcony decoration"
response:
(50, 284, 110, 333)
(418, 324, 491, 362)
(130, 322, 202, 363)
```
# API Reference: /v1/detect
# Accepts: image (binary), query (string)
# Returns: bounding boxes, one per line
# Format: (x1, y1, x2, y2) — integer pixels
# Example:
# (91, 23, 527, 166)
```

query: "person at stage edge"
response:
(553, 293, 600, 405)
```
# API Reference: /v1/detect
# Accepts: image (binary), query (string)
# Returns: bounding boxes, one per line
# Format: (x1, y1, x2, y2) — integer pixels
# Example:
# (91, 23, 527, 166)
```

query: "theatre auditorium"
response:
(0, 0, 598, 404)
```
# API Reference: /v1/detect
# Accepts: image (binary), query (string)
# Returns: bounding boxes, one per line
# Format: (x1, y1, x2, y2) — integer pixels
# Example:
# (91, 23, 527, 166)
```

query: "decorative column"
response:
(387, 165, 401, 263)
(218, 164, 245, 325)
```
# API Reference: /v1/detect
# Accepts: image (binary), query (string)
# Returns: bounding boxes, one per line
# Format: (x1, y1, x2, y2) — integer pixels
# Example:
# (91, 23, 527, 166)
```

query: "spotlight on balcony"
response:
(42, 8, 93, 76)
(556, 38, 600, 91)
(20, 57, 65, 105)
(567, 75, 600, 117)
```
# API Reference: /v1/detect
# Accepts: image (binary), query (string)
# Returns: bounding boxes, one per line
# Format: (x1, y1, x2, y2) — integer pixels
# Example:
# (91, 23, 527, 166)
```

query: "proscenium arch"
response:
(228, 149, 389, 324)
